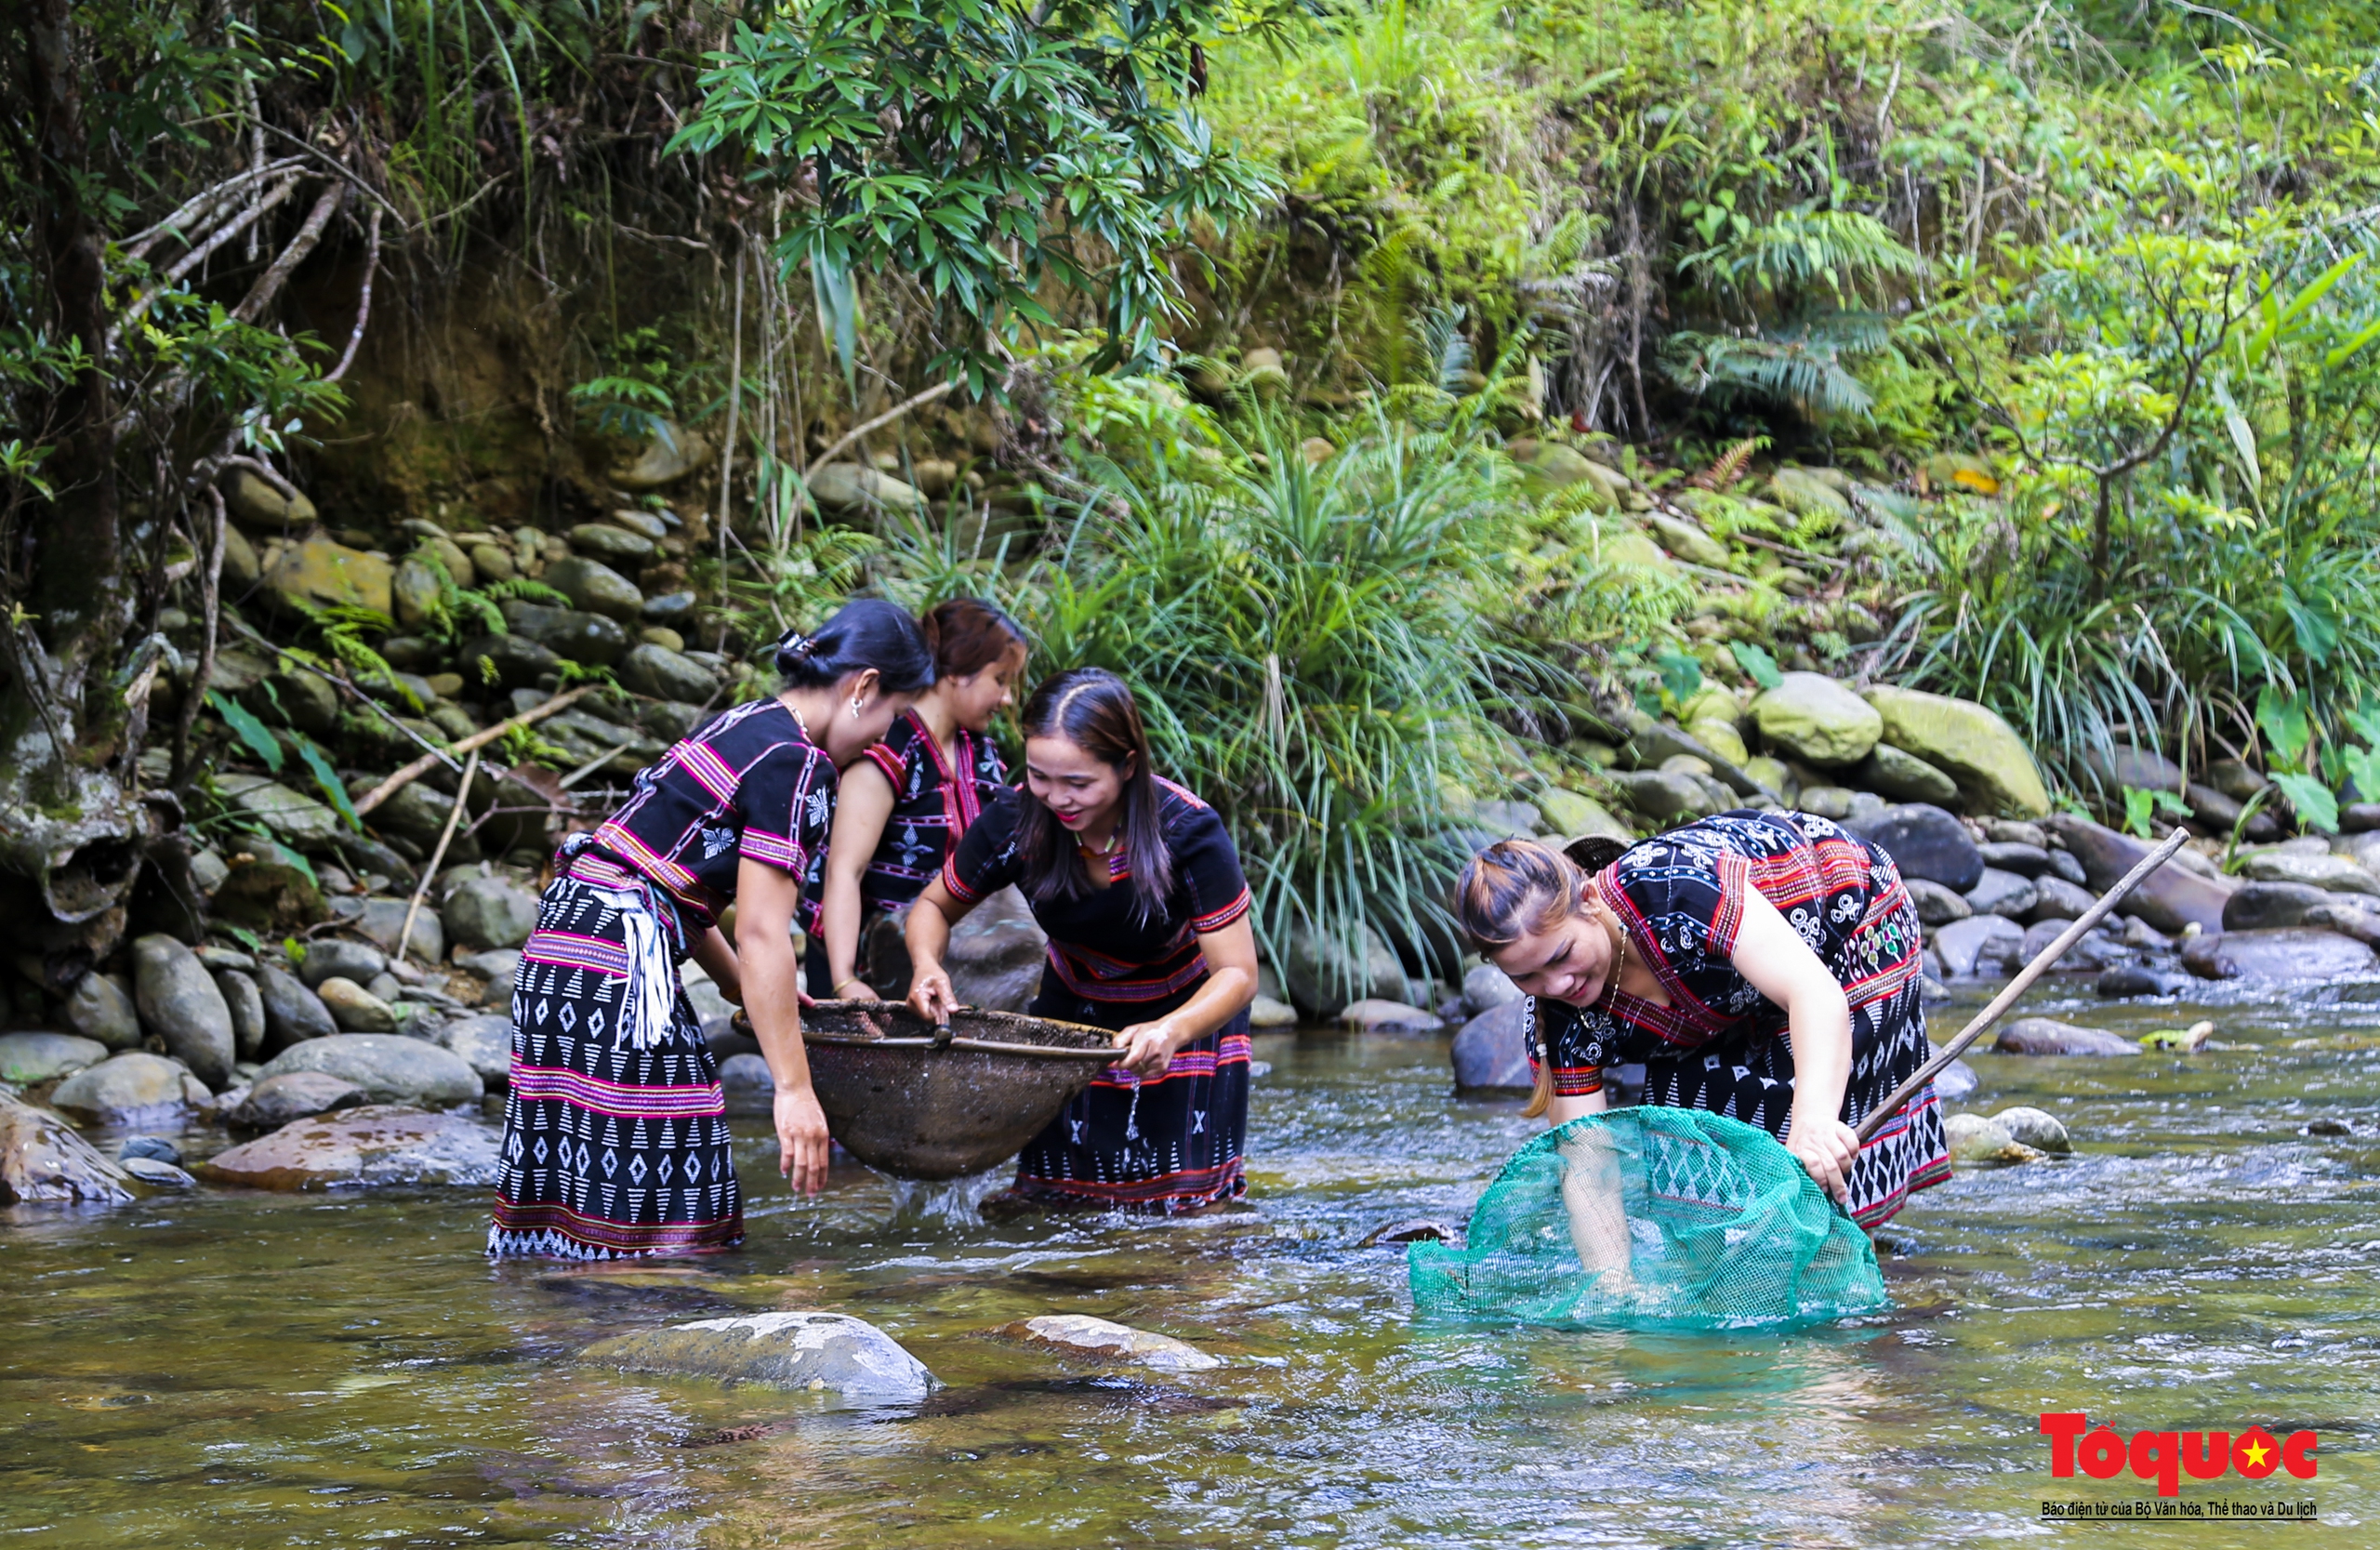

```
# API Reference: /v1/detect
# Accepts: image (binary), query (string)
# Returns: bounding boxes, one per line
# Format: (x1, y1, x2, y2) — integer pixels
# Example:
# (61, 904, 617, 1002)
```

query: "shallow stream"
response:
(5, 983, 2375, 1547)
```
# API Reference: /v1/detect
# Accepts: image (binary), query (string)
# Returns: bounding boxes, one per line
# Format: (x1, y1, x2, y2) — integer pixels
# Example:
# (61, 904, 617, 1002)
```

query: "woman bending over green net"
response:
(1408, 813, 1950, 1328)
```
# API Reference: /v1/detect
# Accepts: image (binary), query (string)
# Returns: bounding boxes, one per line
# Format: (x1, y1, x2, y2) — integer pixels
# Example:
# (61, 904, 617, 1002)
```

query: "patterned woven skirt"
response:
(487, 861, 743, 1260)
(1016, 987, 1251, 1214)
(1638, 947, 1950, 1229)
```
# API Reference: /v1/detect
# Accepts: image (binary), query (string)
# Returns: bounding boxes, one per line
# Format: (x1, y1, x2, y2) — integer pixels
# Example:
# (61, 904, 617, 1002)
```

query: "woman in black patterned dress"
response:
(1453, 812, 1950, 1231)
(807, 598, 1028, 1000)
(488, 600, 934, 1261)
(902, 668, 1260, 1212)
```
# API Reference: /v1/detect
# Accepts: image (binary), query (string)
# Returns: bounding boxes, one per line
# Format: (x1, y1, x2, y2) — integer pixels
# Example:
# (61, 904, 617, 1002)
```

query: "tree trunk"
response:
(2, 0, 147, 979)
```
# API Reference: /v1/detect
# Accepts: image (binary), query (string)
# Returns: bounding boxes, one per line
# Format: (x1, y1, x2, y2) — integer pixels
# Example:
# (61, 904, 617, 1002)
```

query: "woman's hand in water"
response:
(1787, 1114, 1861, 1205)
(1112, 1018, 1182, 1079)
(775, 1083, 832, 1195)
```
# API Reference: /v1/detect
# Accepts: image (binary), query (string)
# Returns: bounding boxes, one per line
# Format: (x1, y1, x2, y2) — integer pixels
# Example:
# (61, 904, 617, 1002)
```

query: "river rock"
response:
(1860, 684, 2051, 817)
(500, 600, 628, 667)
(1749, 673, 1881, 767)
(442, 877, 541, 951)
(201, 1105, 499, 1190)
(1247, 995, 1297, 1028)
(2096, 964, 2194, 997)
(616, 643, 716, 704)
(1945, 1112, 2043, 1165)
(1991, 1106, 2072, 1153)
(1461, 963, 1523, 1016)
(2030, 874, 2098, 922)
(1001, 1314, 1221, 1372)
(211, 969, 266, 1058)
(1606, 767, 1712, 827)
(265, 537, 394, 616)
(229, 1070, 369, 1129)
(255, 962, 339, 1053)
(351, 897, 443, 962)
(583, 1310, 939, 1396)
(49, 1053, 210, 1124)
(944, 885, 1049, 1014)
(1282, 920, 1410, 1019)
(1338, 999, 1440, 1034)
(1451, 999, 1531, 1092)
(455, 948, 522, 1006)
(2181, 928, 2377, 985)
(316, 977, 399, 1034)
(1924, 1041, 1978, 1101)
(612, 421, 707, 489)
(2223, 881, 2347, 932)
(2239, 849, 2380, 895)
(64, 971, 142, 1050)
(642, 590, 697, 626)
(544, 555, 645, 623)
(456, 633, 562, 690)
(1995, 1017, 2138, 1056)
(224, 466, 317, 529)
(1855, 743, 1963, 807)
(1977, 841, 2053, 877)
(120, 1133, 181, 1165)
(298, 939, 388, 988)
(2304, 902, 2380, 947)
(1537, 787, 1631, 843)
(435, 1014, 513, 1091)
(132, 933, 235, 1087)
(716, 1052, 774, 1114)
(1622, 715, 1765, 797)
(1932, 914, 2025, 977)
(256, 1034, 484, 1106)
(807, 463, 926, 516)
(215, 774, 343, 847)
(1964, 868, 2038, 921)
(0, 1095, 134, 1205)
(391, 555, 444, 629)
(123, 1157, 197, 1188)
(1845, 803, 1985, 892)
(0, 1031, 109, 1084)
(2043, 816, 2233, 935)
(1905, 879, 1972, 927)
(2017, 919, 2131, 971)
(565, 523, 654, 564)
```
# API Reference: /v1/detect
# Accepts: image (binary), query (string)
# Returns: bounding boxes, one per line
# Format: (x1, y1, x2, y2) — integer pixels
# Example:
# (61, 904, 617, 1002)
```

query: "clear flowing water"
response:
(5, 984, 2376, 1548)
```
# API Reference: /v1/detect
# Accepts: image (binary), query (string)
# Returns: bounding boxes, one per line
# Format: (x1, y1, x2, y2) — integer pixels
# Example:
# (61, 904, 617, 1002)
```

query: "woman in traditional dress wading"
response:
(903, 668, 1260, 1212)
(488, 600, 935, 1260)
(1453, 811, 1951, 1233)
(806, 598, 1029, 1000)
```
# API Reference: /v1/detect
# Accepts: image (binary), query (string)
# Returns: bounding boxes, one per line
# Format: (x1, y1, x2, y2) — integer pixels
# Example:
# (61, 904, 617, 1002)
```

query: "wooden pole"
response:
(1855, 828, 2191, 1143)
(395, 749, 478, 963)
(352, 685, 594, 816)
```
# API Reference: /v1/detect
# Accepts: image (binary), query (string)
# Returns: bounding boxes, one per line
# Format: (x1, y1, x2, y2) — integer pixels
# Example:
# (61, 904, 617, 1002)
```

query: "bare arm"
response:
(1112, 916, 1259, 1078)
(690, 926, 743, 1005)
(1726, 884, 1858, 1203)
(903, 875, 981, 1024)
(818, 760, 897, 998)
(735, 856, 832, 1195)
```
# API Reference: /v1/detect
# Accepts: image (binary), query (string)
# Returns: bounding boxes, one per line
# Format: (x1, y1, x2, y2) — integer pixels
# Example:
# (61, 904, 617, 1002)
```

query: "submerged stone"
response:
(581, 1311, 939, 1397)
(1002, 1314, 1221, 1372)
(1994, 1017, 2139, 1057)
(0, 1095, 135, 1205)
(200, 1105, 498, 1190)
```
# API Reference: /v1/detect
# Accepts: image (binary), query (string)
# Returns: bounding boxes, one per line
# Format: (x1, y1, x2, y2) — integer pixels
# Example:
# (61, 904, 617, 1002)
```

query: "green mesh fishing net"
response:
(1408, 1107, 1890, 1331)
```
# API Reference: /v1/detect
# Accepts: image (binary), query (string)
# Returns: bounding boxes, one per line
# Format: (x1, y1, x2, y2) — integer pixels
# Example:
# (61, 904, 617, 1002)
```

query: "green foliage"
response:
(670, 0, 1288, 386)
(207, 691, 283, 771)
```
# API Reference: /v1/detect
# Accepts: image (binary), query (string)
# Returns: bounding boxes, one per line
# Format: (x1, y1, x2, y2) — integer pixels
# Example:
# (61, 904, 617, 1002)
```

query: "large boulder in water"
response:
(1844, 803, 1984, 892)
(580, 1311, 939, 1398)
(0, 1094, 134, 1205)
(227, 1070, 368, 1130)
(945, 885, 1049, 1014)
(2043, 816, 2233, 935)
(254, 1034, 484, 1107)
(1451, 999, 1531, 1093)
(1001, 1314, 1221, 1372)
(49, 1052, 211, 1125)
(2181, 928, 2377, 985)
(1860, 684, 2051, 818)
(2224, 881, 2351, 932)
(200, 1106, 499, 1190)
(1749, 672, 1881, 767)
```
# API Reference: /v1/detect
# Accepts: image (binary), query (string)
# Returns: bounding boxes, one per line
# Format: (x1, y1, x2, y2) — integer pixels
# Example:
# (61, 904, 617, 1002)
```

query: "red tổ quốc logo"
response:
(2042, 1412, 2318, 1497)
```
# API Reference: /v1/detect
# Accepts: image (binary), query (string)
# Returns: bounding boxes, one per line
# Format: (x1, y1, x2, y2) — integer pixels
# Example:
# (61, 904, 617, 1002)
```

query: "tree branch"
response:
(167, 484, 228, 786)
(324, 203, 381, 384)
(231, 180, 346, 324)
(802, 378, 959, 475)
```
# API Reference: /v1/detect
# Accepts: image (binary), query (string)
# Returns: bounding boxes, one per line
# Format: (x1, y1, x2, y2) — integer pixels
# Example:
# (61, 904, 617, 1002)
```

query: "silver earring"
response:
(849, 698, 863, 719)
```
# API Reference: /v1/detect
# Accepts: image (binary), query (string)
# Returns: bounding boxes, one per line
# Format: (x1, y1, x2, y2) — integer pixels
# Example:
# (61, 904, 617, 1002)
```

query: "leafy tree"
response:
(669, 0, 1292, 391)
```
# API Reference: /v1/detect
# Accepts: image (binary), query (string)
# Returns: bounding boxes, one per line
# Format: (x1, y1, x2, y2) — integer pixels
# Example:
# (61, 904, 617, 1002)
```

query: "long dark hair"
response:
(774, 598, 935, 694)
(1012, 668, 1172, 921)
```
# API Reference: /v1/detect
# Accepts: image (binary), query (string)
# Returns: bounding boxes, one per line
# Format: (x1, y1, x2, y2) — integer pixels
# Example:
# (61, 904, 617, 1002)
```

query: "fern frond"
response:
(1689, 437, 1764, 491)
